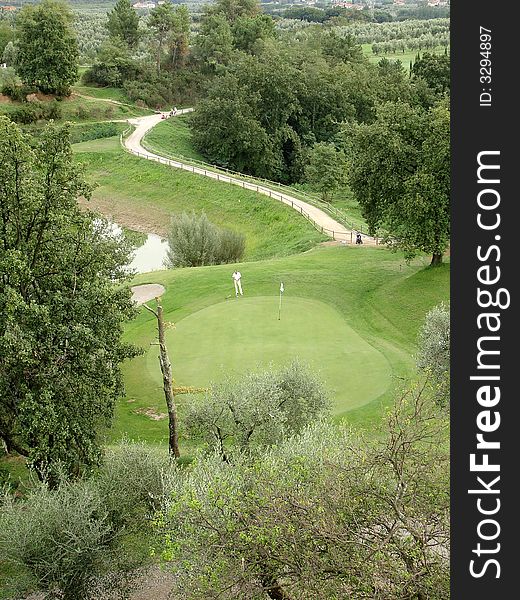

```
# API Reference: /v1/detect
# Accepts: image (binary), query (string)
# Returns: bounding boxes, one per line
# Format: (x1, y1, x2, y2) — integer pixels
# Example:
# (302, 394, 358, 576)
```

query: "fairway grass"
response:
(110, 246, 450, 446)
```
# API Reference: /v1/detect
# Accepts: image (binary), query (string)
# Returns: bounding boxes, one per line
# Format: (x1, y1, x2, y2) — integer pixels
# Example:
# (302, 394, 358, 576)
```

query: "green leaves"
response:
(16, 0, 79, 96)
(0, 119, 141, 482)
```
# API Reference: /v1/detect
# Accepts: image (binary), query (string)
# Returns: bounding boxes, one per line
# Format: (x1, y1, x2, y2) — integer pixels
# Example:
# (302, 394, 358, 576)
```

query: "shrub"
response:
(166, 211, 245, 268)
(417, 302, 450, 406)
(0, 443, 174, 599)
(215, 228, 246, 264)
(185, 360, 329, 459)
(160, 387, 449, 599)
(9, 100, 62, 124)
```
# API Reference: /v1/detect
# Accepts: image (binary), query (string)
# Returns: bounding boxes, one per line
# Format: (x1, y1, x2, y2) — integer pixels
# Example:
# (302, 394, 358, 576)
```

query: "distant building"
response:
(133, 2, 156, 9)
(331, 1, 365, 10)
(0, 6, 17, 11)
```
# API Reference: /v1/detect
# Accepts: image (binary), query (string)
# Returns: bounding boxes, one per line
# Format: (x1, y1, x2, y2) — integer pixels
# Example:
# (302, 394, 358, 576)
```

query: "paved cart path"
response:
(123, 111, 376, 245)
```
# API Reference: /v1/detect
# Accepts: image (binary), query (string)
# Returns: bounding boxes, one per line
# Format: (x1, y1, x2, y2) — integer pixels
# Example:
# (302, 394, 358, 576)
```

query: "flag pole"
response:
(278, 282, 284, 320)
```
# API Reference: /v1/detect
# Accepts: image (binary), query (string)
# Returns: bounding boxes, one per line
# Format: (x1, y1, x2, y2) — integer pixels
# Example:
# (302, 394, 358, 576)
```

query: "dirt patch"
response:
(134, 407, 167, 421)
(77, 196, 168, 237)
(26, 92, 57, 103)
(0, 93, 12, 104)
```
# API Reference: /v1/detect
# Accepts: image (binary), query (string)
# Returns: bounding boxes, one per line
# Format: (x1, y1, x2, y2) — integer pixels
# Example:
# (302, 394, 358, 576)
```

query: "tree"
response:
(159, 385, 449, 599)
(185, 361, 329, 461)
(194, 12, 234, 71)
(305, 142, 348, 202)
(417, 302, 450, 407)
(143, 299, 181, 459)
(0, 118, 140, 484)
(344, 99, 450, 264)
(412, 51, 450, 95)
(231, 14, 275, 54)
(106, 0, 140, 50)
(148, 2, 190, 72)
(15, 0, 79, 96)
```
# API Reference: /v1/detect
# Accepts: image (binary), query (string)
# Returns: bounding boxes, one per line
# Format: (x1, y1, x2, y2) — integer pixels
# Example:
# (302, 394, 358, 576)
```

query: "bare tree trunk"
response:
(156, 303, 180, 458)
(145, 301, 180, 458)
(430, 253, 443, 266)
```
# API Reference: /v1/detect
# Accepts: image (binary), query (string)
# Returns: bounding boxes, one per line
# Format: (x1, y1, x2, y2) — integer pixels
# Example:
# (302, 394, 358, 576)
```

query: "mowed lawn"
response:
(110, 246, 450, 446)
(74, 137, 326, 260)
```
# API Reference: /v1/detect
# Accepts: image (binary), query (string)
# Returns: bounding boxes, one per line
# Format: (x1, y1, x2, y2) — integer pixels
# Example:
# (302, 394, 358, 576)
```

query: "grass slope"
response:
(112, 246, 449, 446)
(74, 137, 327, 259)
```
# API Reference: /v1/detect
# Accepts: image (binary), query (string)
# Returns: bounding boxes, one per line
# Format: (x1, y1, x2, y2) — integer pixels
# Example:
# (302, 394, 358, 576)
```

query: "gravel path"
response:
(123, 112, 376, 245)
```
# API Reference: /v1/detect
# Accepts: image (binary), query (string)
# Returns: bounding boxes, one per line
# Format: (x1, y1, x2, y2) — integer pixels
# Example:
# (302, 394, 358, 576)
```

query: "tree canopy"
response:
(15, 0, 79, 96)
(106, 0, 140, 50)
(344, 98, 450, 264)
(0, 118, 140, 483)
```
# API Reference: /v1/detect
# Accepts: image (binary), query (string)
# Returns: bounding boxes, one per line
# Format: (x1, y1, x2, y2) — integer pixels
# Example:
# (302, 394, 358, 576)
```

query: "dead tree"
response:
(144, 298, 180, 459)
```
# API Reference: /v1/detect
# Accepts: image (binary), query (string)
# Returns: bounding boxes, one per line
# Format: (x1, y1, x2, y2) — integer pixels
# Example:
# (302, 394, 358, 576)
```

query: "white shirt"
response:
(232, 271, 241, 281)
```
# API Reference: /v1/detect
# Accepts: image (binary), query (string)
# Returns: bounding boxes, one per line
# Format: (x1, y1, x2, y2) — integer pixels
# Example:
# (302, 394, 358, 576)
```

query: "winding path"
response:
(123, 111, 376, 245)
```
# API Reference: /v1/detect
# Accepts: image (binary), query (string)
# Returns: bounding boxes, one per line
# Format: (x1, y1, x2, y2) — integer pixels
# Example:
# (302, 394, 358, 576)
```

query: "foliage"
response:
(106, 0, 140, 49)
(305, 142, 348, 201)
(417, 302, 450, 407)
(344, 98, 450, 264)
(15, 0, 79, 97)
(158, 385, 449, 599)
(8, 100, 62, 124)
(0, 442, 173, 600)
(412, 51, 450, 95)
(0, 118, 140, 484)
(185, 361, 329, 460)
(82, 39, 142, 88)
(166, 211, 245, 268)
(148, 2, 190, 72)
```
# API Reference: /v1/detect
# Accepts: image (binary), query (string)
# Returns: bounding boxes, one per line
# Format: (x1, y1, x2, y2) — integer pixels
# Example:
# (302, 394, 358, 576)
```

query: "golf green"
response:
(144, 296, 392, 414)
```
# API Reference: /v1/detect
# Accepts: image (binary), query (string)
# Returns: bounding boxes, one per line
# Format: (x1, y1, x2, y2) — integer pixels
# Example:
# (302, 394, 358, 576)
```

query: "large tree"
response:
(107, 0, 140, 50)
(15, 0, 79, 96)
(0, 118, 140, 483)
(148, 2, 190, 72)
(344, 98, 450, 265)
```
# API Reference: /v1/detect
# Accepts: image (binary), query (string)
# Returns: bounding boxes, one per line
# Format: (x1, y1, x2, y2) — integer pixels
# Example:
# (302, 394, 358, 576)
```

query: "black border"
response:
(451, 1, 517, 596)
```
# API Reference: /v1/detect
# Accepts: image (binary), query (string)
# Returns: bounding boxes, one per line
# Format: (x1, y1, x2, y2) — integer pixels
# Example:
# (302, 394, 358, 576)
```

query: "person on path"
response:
(232, 270, 243, 297)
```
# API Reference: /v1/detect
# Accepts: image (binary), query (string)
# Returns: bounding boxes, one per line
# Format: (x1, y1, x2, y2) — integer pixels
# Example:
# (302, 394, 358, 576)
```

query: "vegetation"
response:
(344, 98, 450, 264)
(157, 384, 449, 599)
(0, 442, 171, 600)
(166, 211, 245, 268)
(15, 0, 79, 96)
(417, 302, 450, 407)
(0, 118, 139, 484)
(0, 1, 451, 596)
(185, 361, 328, 460)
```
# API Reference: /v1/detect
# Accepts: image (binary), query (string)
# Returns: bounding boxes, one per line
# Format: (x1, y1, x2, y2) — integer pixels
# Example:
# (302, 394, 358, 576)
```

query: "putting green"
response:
(144, 296, 392, 414)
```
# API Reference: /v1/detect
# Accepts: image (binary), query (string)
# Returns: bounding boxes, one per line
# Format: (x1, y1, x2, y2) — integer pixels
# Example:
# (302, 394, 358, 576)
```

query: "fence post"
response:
(350, 231, 353, 243)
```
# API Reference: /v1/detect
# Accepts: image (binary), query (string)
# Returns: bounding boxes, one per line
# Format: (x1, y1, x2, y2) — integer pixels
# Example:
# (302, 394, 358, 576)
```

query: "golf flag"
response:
(278, 282, 284, 320)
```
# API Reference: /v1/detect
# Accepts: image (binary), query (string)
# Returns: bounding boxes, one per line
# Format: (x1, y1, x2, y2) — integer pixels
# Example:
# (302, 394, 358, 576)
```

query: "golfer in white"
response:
(232, 270, 243, 297)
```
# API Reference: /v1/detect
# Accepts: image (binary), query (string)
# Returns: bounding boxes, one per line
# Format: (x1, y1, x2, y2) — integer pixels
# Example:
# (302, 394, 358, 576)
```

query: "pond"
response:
(105, 222, 169, 274)
(128, 233, 169, 274)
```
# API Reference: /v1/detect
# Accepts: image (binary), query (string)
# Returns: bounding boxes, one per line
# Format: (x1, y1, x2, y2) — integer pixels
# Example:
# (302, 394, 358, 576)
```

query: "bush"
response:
(69, 121, 121, 144)
(159, 387, 449, 599)
(417, 302, 450, 406)
(9, 100, 62, 124)
(1, 81, 36, 103)
(215, 228, 246, 264)
(185, 360, 329, 459)
(166, 211, 245, 268)
(0, 443, 174, 600)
